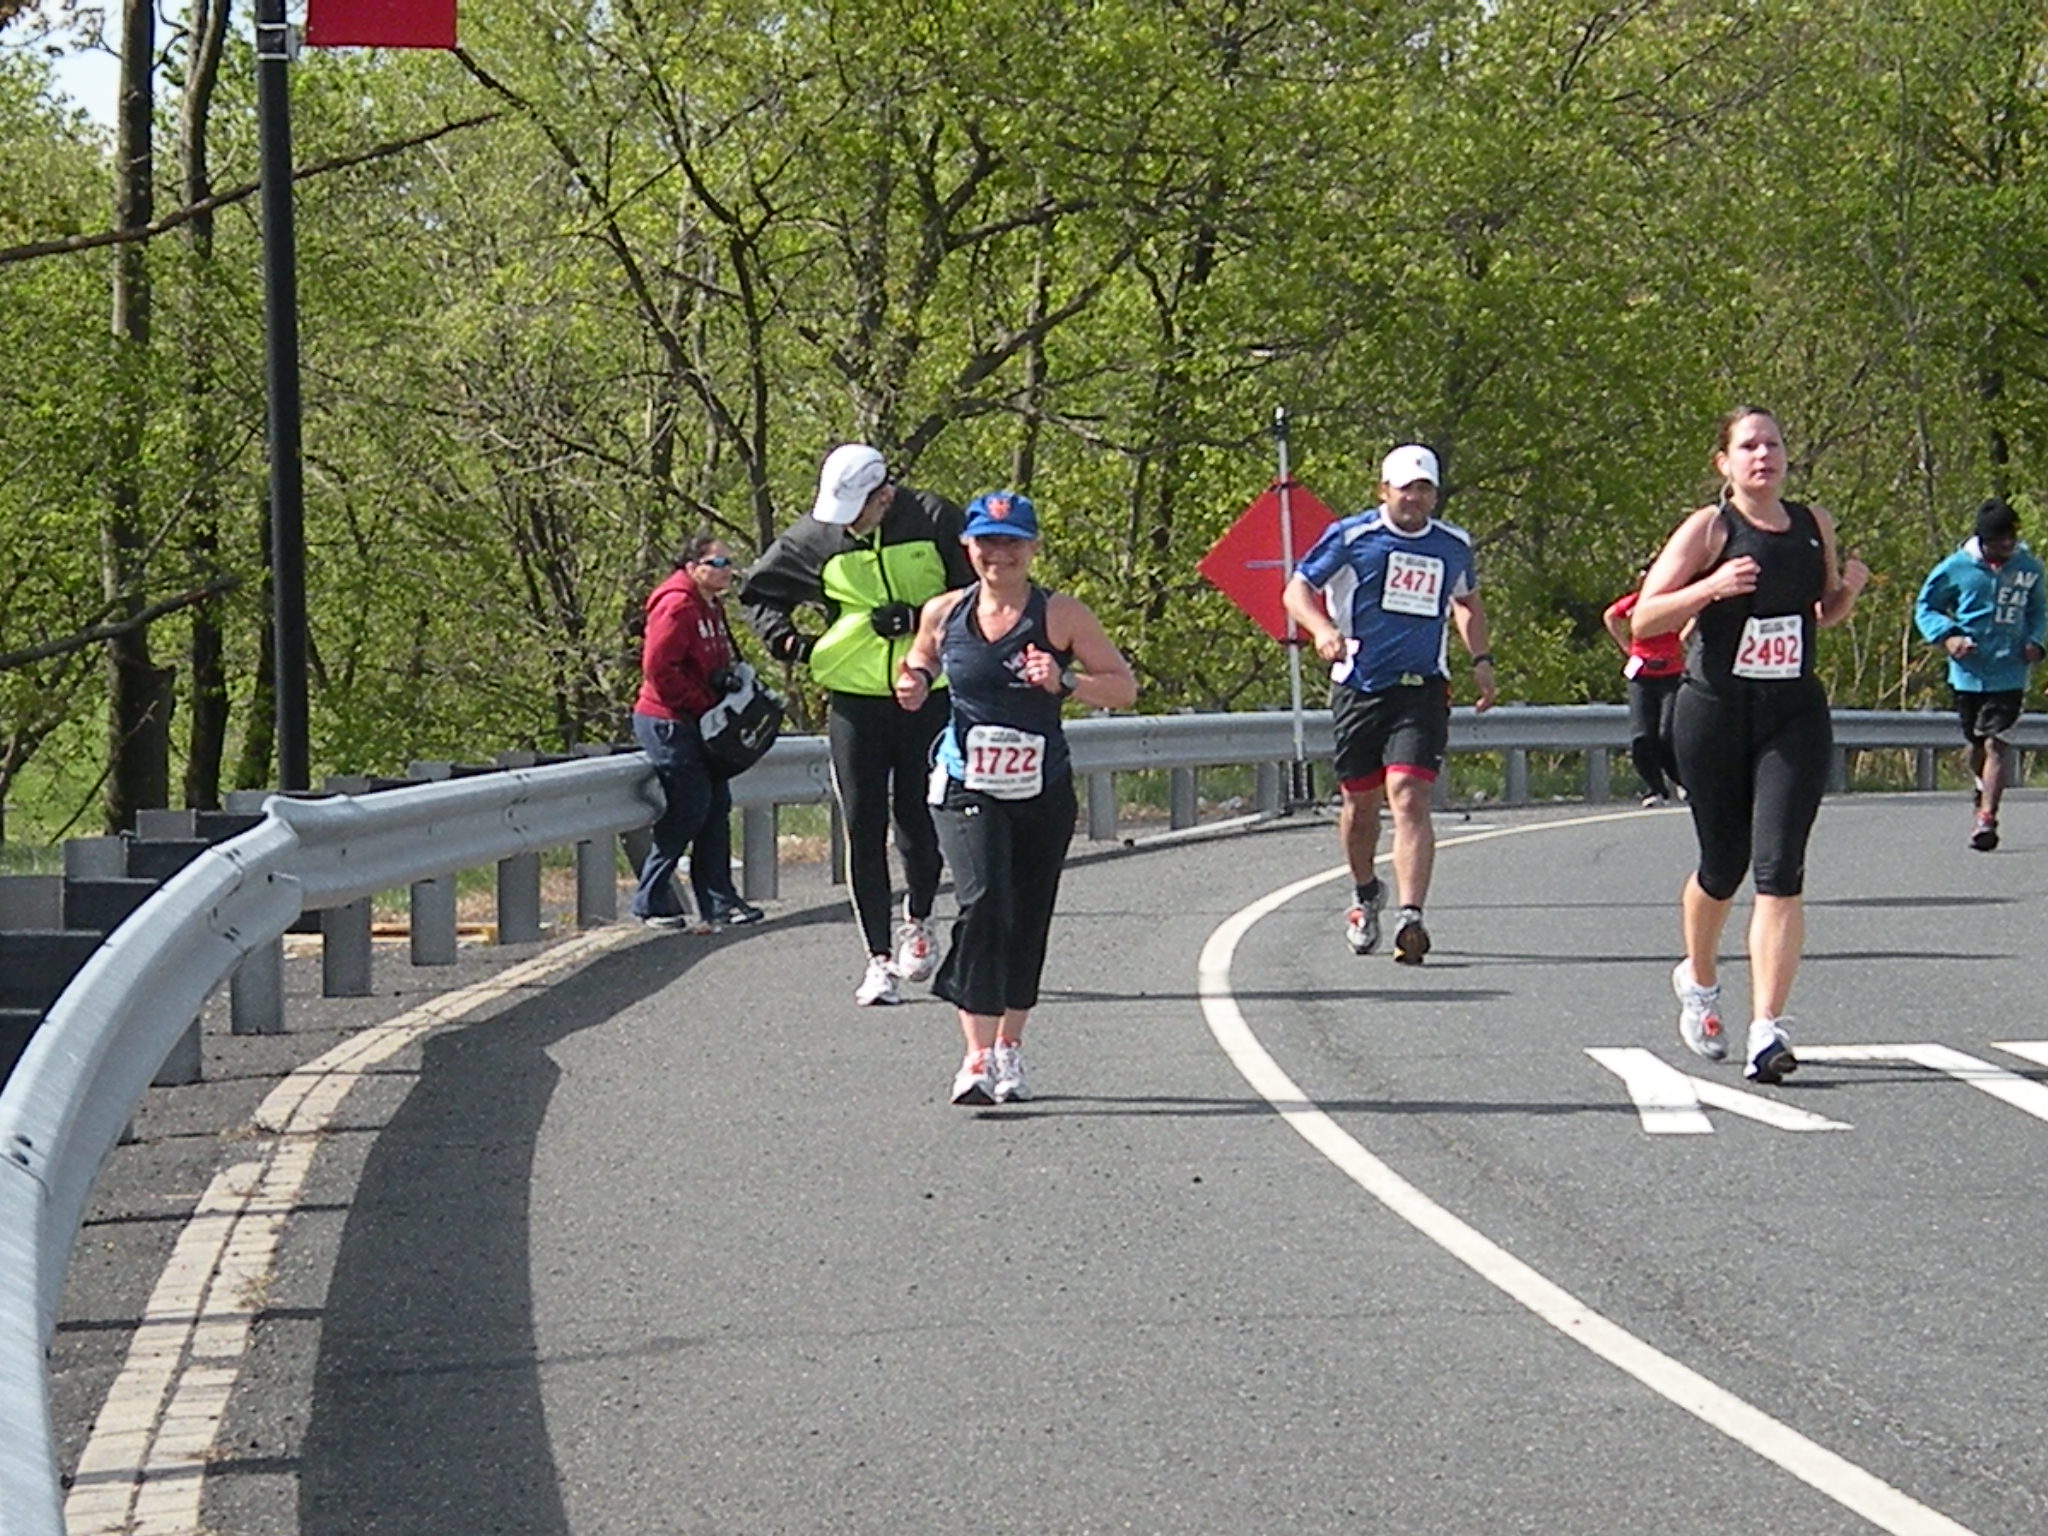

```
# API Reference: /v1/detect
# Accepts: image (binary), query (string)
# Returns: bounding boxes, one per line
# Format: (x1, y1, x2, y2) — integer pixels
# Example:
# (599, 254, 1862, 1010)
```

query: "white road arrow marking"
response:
(1800, 1043, 2048, 1124)
(1586, 1048, 1852, 1134)
(1989, 1040, 2048, 1072)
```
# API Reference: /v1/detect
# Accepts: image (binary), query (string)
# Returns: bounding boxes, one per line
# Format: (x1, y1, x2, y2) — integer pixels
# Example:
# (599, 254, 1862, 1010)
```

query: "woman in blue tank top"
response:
(891, 490, 1137, 1106)
(1633, 406, 1870, 1087)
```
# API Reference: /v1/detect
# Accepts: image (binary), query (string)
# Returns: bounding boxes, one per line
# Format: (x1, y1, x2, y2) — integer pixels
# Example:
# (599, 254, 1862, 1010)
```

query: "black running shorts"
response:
(1955, 688, 2024, 744)
(1331, 681, 1450, 785)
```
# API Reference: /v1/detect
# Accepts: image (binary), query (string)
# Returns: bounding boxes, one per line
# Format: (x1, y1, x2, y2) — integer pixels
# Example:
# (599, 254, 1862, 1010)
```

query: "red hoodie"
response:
(634, 570, 736, 721)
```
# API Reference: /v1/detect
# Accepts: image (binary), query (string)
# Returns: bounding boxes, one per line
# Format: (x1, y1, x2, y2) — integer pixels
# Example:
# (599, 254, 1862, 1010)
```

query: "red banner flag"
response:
(305, 0, 457, 49)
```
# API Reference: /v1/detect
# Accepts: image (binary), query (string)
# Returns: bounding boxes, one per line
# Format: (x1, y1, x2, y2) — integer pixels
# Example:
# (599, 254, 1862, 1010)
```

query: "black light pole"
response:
(256, 0, 309, 791)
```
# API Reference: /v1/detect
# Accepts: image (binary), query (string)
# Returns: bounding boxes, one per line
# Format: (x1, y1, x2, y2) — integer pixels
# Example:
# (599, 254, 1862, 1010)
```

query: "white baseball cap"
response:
(1380, 444, 1440, 488)
(812, 443, 889, 524)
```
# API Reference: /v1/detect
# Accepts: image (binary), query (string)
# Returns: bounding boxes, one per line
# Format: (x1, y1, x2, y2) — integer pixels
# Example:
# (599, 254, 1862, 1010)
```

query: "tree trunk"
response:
(103, 0, 165, 832)
(1980, 365, 2009, 499)
(1011, 177, 1051, 489)
(233, 495, 278, 790)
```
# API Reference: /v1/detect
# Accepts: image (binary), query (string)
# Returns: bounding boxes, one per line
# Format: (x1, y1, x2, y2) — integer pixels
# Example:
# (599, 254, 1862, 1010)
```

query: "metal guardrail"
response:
(0, 703, 2027, 1533)
(0, 755, 661, 1536)
(1068, 702, 2048, 768)
(737, 704, 2048, 831)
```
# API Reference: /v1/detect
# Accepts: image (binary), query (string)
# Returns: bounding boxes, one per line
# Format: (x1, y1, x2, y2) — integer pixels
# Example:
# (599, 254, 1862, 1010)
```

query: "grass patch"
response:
(0, 842, 63, 875)
(1110, 764, 1271, 824)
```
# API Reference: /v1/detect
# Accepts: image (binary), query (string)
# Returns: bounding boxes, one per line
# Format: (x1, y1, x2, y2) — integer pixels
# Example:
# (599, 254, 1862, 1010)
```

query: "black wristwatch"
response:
(1470, 652, 1495, 667)
(1058, 667, 1080, 697)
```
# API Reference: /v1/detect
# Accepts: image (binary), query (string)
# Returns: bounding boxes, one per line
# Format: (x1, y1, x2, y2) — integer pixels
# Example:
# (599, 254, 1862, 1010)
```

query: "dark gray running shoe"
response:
(1392, 907, 1430, 965)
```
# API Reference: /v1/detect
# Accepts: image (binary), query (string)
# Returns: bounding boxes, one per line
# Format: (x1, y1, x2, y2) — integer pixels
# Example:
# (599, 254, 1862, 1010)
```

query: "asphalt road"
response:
(52, 790, 2048, 1535)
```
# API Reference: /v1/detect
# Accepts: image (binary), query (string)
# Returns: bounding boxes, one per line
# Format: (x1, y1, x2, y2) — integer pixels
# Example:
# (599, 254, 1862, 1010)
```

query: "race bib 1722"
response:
(961, 724, 1046, 799)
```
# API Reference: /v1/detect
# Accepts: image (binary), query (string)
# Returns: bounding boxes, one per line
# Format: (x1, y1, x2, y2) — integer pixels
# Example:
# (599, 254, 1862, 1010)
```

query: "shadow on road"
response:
(1045, 983, 1514, 1003)
(1810, 893, 2015, 909)
(295, 934, 723, 1536)
(974, 1092, 1644, 1121)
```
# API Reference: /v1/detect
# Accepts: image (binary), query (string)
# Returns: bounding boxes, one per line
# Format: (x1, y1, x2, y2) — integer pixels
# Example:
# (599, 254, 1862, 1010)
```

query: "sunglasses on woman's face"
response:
(696, 555, 734, 569)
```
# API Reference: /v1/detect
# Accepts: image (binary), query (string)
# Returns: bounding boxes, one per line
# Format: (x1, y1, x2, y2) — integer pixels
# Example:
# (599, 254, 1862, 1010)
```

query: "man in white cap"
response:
(739, 443, 972, 1004)
(1282, 443, 1496, 963)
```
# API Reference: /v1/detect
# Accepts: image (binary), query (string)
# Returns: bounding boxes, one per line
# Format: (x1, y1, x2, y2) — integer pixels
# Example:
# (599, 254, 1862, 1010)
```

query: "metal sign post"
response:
(1272, 407, 1314, 808)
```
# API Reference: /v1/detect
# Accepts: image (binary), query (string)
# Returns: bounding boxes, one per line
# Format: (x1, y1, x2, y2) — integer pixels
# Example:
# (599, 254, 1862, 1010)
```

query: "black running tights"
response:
(1671, 679, 1832, 900)
(827, 690, 947, 955)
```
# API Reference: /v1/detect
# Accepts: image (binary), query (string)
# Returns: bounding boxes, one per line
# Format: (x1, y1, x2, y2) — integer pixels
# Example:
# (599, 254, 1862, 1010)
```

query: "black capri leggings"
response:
(1671, 678, 1832, 900)
(930, 776, 1077, 1017)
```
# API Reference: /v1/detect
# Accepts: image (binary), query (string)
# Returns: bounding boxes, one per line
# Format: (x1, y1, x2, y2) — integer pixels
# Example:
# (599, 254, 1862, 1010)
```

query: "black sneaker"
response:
(715, 900, 766, 926)
(1970, 814, 1999, 852)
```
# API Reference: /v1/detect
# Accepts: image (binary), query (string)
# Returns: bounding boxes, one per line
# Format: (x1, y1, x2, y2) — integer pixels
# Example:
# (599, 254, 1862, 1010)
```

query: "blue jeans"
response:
(631, 712, 741, 920)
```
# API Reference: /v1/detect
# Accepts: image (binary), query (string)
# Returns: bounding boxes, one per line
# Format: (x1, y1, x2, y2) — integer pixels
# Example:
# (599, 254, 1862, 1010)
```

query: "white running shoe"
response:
(638, 912, 709, 933)
(1672, 961, 1726, 1061)
(1745, 1017, 1798, 1085)
(1345, 884, 1385, 955)
(950, 1049, 995, 1105)
(893, 906, 940, 984)
(991, 1041, 1032, 1103)
(855, 954, 901, 1006)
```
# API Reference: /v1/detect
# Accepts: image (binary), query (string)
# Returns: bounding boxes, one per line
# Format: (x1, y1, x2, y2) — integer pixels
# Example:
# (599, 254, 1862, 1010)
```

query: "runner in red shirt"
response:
(1603, 574, 1683, 807)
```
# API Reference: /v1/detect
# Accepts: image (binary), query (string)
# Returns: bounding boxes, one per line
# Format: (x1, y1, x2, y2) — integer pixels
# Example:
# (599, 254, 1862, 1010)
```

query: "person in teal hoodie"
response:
(1913, 497, 2046, 850)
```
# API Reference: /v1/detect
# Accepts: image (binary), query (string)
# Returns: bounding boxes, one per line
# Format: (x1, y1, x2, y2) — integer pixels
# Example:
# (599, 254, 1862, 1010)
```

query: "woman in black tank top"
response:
(1683, 498, 1827, 696)
(1632, 407, 1871, 1087)
(890, 491, 1137, 1107)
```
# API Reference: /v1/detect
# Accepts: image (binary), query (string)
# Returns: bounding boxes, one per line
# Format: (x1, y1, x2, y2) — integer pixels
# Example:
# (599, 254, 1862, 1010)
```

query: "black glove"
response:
(869, 602, 916, 639)
(707, 666, 742, 694)
(770, 631, 815, 664)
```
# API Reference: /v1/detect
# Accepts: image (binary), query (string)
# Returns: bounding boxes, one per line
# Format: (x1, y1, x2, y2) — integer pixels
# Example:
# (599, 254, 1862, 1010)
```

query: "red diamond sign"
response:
(1198, 479, 1338, 642)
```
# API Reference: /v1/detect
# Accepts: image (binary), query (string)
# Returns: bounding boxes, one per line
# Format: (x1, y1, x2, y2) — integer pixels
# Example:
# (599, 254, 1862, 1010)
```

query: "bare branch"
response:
(0, 576, 239, 672)
(0, 112, 503, 267)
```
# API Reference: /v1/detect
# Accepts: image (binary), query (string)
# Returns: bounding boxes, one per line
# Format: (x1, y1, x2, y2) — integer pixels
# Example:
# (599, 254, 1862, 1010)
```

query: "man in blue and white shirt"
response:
(1284, 444, 1496, 963)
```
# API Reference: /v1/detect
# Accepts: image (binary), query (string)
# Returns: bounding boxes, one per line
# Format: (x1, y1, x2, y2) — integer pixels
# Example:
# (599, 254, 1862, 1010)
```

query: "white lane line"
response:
(1586, 1048, 1853, 1134)
(1199, 813, 1976, 1536)
(65, 925, 640, 1536)
(1802, 1044, 2048, 1124)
